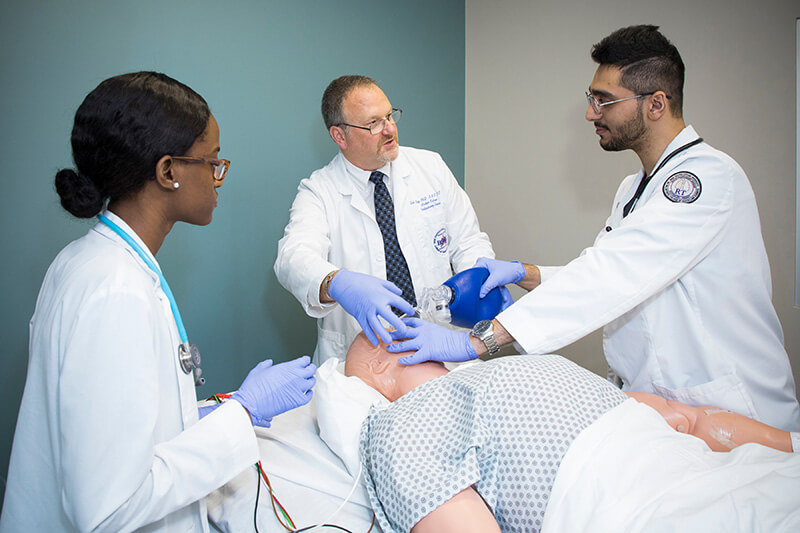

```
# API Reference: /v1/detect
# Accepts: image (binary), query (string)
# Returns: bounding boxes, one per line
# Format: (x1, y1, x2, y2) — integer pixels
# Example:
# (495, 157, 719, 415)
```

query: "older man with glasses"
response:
(387, 25, 800, 433)
(275, 75, 495, 364)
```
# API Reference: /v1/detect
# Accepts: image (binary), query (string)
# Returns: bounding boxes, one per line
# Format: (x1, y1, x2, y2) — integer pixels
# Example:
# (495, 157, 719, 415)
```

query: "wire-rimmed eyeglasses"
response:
(337, 108, 402, 135)
(171, 156, 230, 181)
(585, 91, 671, 115)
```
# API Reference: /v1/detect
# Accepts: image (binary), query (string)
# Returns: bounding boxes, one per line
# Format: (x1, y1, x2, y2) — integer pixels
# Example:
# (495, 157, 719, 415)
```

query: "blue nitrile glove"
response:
(328, 269, 415, 346)
(231, 356, 317, 428)
(499, 286, 514, 311)
(198, 403, 220, 419)
(387, 317, 478, 365)
(473, 257, 526, 298)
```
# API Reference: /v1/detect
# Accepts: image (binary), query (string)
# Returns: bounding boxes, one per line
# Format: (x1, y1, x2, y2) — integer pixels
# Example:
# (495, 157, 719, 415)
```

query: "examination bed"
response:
(208, 359, 800, 533)
(206, 398, 377, 532)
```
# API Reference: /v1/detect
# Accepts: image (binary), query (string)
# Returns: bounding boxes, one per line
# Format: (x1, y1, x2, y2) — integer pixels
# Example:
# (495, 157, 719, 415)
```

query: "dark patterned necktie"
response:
(370, 171, 417, 308)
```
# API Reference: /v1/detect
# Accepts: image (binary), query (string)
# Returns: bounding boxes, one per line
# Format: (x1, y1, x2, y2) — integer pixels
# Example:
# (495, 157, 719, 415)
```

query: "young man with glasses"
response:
(275, 75, 495, 365)
(388, 25, 800, 432)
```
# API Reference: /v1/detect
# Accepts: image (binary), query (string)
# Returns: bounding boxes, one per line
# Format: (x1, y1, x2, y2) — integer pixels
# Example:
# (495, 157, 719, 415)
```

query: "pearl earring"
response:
(173, 182, 180, 189)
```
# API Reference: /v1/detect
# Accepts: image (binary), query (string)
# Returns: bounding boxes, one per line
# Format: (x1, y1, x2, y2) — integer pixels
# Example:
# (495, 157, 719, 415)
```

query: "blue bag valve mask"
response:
(416, 267, 504, 329)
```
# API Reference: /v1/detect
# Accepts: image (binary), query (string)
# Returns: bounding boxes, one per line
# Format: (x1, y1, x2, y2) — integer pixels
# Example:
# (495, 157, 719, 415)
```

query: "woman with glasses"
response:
(0, 72, 316, 532)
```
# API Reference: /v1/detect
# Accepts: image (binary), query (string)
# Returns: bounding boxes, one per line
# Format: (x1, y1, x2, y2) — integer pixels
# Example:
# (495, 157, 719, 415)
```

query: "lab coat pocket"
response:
(653, 374, 758, 419)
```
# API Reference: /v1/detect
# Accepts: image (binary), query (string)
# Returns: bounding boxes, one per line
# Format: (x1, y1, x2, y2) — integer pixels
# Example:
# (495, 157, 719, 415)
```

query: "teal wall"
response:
(0, 0, 465, 507)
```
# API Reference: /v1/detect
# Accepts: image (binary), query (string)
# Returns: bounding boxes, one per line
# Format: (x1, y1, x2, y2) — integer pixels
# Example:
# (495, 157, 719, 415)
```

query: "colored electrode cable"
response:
(208, 394, 375, 532)
(257, 462, 296, 529)
(209, 394, 296, 529)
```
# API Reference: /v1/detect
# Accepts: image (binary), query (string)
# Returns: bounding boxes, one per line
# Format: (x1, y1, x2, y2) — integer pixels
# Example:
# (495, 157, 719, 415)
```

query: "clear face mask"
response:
(416, 285, 454, 325)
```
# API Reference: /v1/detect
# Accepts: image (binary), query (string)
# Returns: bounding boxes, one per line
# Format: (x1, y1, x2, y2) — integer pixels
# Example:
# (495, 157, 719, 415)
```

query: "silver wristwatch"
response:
(472, 319, 500, 356)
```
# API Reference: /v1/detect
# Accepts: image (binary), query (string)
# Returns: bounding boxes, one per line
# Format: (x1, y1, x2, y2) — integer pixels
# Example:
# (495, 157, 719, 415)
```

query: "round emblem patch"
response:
(663, 172, 701, 204)
(433, 228, 449, 253)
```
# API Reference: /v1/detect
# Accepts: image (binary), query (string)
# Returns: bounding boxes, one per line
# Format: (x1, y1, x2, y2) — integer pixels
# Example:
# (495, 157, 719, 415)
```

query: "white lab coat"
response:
(0, 212, 259, 532)
(275, 147, 494, 363)
(498, 126, 800, 430)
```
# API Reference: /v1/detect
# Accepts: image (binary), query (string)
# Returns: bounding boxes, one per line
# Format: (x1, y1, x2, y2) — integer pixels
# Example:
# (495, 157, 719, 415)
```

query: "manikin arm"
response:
(626, 392, 793, 452)
(411, 488, 500, 533)
(686, 406, 792, 452)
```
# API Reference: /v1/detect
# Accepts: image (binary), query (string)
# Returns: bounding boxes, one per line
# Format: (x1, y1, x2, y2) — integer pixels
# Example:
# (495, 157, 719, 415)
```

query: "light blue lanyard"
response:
(97, 214, 188, 343)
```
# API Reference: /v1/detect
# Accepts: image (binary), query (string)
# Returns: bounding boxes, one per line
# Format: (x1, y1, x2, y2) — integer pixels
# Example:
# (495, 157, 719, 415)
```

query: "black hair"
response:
(321, 75, 377, 130)
(55, 71, 210, 218)
(591, 25, 684, 117)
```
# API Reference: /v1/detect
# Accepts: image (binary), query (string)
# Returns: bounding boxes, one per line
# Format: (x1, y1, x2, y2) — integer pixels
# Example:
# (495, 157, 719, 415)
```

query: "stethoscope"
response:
(622, 137, 704, 218)
(98, 214, 205, 386)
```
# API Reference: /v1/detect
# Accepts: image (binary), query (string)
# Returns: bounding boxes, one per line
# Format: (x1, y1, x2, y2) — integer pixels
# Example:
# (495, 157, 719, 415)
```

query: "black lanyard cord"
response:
(622, 137, 704, 218)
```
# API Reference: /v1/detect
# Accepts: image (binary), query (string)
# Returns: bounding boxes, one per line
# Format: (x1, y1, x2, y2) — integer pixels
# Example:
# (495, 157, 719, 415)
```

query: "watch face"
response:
(473, 320, 491, 336)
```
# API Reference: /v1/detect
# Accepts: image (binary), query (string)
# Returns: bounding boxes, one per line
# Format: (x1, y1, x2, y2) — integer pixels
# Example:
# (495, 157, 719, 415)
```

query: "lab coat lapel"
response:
(650, 125, 701, 176)
(389, 151, 412, 215)
(95, 215, 197, 426)
(347, 186, 373, 220)
(333, 155, 374, 221)
(621, 126, 701, 219)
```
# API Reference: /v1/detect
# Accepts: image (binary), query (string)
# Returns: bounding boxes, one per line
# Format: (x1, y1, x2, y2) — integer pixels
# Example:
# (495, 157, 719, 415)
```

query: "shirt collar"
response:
(94, 208, 162, 273)
(341, 154, 392, 189)
(652, 125, 700, 172)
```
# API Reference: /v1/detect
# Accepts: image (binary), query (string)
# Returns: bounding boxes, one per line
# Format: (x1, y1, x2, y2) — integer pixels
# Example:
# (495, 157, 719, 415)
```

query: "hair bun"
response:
(55, 168, 104, 218)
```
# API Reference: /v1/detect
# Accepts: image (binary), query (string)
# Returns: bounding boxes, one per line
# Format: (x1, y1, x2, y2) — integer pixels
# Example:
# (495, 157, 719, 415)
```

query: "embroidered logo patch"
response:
(663, 172, 701, 204)
(433, 228, 449, 253)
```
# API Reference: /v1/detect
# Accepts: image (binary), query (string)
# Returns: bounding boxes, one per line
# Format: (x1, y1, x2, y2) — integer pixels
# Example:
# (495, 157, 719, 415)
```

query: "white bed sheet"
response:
(543, 398, 800, 532)
(207, 399, 379, 533)
(209, 364, 800, 532)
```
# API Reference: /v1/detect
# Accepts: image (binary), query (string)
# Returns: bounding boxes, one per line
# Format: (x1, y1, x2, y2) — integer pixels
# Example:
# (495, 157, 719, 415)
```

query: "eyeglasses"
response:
(585, 91, 671, 115)
(171, 156, 230, 181)
(337, 108, 402, 135)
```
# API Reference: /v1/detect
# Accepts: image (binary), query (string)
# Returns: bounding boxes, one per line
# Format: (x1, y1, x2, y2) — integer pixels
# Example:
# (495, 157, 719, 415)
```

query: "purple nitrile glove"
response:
(198, 403, 221, 419)
(328, 269, 414, 345)
(473, 257, 526, 298)
(498, 286, 514, 311)
(387, 317, 478, 365)
(231, 356, 317, 428)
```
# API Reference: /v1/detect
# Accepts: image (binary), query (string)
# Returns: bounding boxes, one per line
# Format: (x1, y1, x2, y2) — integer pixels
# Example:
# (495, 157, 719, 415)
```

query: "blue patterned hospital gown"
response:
(359, 355, 628, 532)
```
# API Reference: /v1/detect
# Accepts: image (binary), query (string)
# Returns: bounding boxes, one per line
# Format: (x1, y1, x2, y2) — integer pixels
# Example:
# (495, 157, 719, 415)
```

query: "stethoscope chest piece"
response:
(179, 342, 205, 386)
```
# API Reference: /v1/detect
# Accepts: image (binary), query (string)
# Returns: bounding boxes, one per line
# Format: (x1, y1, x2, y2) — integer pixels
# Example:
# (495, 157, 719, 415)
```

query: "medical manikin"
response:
(345, 333, 795, 533)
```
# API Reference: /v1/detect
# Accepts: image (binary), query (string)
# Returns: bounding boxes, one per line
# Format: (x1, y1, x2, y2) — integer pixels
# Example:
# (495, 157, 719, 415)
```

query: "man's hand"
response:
(387, 317, 478, 365)
(328, 270, 414, 345)
(474, 257, 526, 298)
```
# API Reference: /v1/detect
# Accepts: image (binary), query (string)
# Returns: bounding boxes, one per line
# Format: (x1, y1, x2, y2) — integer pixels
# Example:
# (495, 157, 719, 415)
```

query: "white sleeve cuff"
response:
(304, 266, 340, 316)
(791, 432, 800, 453)
(536, 265, 563, 285)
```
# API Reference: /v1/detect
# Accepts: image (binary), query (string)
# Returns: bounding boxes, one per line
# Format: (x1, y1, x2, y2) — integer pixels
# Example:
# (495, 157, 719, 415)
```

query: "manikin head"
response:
(344, 332, 448, 401)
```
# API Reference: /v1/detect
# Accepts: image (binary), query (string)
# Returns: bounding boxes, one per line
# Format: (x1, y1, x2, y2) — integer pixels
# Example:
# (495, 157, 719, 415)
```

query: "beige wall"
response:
(465, 0, 800, 395)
